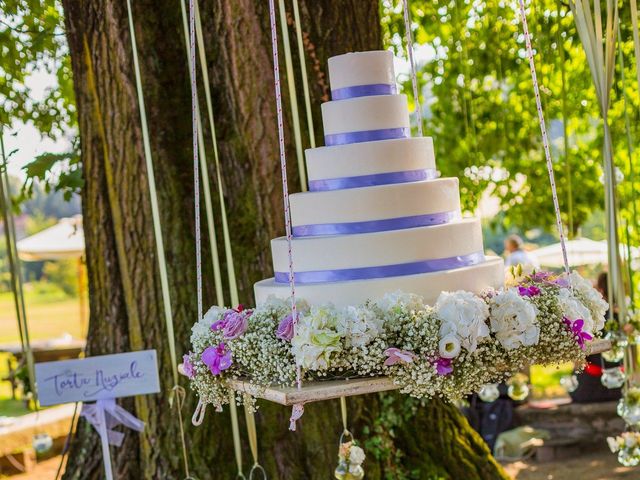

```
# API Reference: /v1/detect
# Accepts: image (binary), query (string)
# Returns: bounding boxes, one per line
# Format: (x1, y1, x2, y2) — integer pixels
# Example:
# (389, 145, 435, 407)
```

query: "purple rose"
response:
(518, 285, 541, 297)
(383, 348, 417, 366)
(435, 357, 453, 376)
(181, 353, 194, 378)
(276, 313, 295, 341)
(201, 343, 233, 375)
(211, 306, 252, 340)
(222, 310, 249, 339)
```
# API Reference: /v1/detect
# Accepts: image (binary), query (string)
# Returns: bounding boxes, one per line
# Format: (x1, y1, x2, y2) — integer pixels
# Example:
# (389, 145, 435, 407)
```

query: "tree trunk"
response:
(61, 0, 508, 478)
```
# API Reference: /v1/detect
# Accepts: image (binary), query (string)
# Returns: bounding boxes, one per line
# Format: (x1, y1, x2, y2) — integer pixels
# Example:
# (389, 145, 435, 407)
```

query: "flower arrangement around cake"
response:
(183, 269, 607, 410)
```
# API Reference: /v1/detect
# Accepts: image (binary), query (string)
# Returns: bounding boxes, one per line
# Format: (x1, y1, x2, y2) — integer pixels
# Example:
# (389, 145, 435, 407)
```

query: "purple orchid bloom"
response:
(563, 317, 593, 350)
(518, 285, 541, 297)
(435, 357, 453, 376)
(201, 343, 233, 375)
(383, 348, 417, 366)
(181, 353, 194, 378)
(276, 313, 296, 341)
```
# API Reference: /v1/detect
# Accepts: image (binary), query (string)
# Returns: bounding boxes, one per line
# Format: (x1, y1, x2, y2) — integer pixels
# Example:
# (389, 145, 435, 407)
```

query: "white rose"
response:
(557, 288, 595, 333)
(438, 334, 461, 359)
(348, 445, 366, 465)
(435, 291, 490, 352)
(490, 289, 540, 350)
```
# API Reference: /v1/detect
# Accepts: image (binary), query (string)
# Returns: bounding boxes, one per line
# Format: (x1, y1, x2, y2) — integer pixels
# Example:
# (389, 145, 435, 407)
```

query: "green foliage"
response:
(380, 0, 639, 246)
(42, 258, 78, 296)
(1, 0, 80, 200)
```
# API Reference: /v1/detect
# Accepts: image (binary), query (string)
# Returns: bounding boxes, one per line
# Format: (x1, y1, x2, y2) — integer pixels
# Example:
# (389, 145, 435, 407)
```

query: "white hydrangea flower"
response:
(337, 305, 385, 347)
(291, 305, 343, 370)
(568, 271, 608, 332)
(349, 445, 366, 465)
(191, 306, 224, 340)
(438, 333, 461, 359)
(376, 290, 425, 312)
(490, 289, 540, 350)
(557, 288, 597, 333)
(435, 290, 490, 352)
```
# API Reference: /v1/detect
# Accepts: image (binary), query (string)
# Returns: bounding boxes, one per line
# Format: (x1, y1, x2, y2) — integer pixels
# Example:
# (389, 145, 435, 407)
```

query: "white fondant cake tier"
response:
(255, 257, 505, 307)
(271, 218, 482, 272)
(321, 95, 409, 136)
(290, 178, 460, 228)
(305, 137, 435, 184)
(328, 50, 395, 90)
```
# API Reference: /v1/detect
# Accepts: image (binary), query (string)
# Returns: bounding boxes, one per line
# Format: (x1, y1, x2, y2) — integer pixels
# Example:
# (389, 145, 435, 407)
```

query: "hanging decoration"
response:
(184, 270, 607, 410)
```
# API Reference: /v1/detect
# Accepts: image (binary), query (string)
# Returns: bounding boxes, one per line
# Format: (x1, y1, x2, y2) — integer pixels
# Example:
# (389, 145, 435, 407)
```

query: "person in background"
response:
(569, 272, 621, 403)
(504, 234, 540, 270)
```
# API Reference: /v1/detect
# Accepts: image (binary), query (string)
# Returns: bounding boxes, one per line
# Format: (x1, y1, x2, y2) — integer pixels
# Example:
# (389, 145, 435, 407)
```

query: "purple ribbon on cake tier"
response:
(331, 83, 397, 100)
(308, 168, 438, 191)
(274, 251, 485, 284)
(325, 127, 410, 146)
(292, 210, 460, 237)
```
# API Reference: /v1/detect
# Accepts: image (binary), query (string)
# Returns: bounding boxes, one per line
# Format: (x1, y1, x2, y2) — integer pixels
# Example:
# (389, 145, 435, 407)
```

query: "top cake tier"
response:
(323, 51, 409, 146)
(328, 50, 396, 99)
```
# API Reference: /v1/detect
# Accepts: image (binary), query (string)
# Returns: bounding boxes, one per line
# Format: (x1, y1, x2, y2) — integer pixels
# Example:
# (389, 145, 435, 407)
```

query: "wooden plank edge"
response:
(228, 339, 610, 406)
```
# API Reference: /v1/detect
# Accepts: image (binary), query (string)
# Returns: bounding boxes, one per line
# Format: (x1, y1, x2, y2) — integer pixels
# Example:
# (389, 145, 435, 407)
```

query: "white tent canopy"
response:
(16, 215, 84, 261)
(531, 237, 639, 268)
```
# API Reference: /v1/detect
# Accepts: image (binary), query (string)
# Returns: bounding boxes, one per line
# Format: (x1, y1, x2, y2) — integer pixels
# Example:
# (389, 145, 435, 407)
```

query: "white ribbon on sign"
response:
(81, 398, 145, 480)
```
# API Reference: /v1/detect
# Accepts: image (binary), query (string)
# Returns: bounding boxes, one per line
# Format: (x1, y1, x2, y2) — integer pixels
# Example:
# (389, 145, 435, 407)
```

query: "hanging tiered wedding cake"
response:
(254, 50, 503, 306)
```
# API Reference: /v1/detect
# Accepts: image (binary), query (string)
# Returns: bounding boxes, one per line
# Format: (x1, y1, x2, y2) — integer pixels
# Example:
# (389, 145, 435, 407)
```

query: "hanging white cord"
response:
(402, 0, 423, 137)
(517, 1, 570, 275)
(268, 0, 305, 431)
(188, 0, 203, 323)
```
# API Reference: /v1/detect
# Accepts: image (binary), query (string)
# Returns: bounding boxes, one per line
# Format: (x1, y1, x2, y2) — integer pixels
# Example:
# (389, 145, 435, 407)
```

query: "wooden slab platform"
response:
(228, 339, 611, 406)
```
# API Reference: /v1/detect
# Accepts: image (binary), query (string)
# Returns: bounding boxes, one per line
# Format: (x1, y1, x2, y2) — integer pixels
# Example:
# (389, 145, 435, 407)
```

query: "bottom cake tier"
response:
(254, 256, 504, 307)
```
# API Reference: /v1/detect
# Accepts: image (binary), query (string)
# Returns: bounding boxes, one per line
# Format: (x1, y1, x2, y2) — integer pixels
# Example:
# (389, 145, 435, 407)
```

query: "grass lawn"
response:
(530, 362, 574, 398)
(0, 283, 86, 417)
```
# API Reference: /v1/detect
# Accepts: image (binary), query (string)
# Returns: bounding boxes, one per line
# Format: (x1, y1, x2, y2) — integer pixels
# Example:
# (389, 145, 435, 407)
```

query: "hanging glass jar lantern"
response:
(560, 374, 579, 393)
(478, 383, 500, 403)
(601, 367, 625, 389)
(602, 331, 628, 363)
(32, 433, 53, 454)
(334, 435, 366, 480)
(617, 387, 640, 426)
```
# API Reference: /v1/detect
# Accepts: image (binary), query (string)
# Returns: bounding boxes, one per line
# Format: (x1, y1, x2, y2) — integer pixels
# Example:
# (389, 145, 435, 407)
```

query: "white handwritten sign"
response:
(35, 350, 160, 406)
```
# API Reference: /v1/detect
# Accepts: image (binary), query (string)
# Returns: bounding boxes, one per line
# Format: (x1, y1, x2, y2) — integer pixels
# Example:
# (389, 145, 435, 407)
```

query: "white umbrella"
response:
(531, 237, 639, 268)
(16, 215, 84, 261)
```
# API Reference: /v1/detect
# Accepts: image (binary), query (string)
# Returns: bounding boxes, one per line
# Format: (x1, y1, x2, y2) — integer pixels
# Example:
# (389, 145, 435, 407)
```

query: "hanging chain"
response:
(517, 0, 570, 274)
(402, 0, 423, 136)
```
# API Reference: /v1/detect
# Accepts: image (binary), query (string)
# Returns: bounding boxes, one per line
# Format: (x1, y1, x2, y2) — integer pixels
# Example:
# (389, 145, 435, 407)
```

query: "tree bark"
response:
(61, 0, 508, 478)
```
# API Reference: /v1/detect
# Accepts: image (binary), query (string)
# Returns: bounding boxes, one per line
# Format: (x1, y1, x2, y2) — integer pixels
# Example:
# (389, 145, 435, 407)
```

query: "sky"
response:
(3, 70, 72, 179)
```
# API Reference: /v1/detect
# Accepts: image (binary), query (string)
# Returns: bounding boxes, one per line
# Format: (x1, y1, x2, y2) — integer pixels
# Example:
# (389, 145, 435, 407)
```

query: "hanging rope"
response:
(0, 130, 37, 406)
(178, 0, 225, 306)
(125, 1, 191, 477)
(402, 0, 423, 136)
(193, 0, 239, 306)
(291, 0, 316, 149)
(244, 396, 267, 479)
(180, 0, 247, 475)
(269, 0, 305, 431)
(517, 0, 570, 275)
(277, 0, 308, 191)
